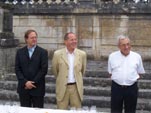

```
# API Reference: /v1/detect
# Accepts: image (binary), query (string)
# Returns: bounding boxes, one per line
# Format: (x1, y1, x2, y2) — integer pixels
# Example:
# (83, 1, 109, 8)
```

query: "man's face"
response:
(65, 33, 77, 52)
(26, 32, 37, 48)
(118, 38, 131, 56)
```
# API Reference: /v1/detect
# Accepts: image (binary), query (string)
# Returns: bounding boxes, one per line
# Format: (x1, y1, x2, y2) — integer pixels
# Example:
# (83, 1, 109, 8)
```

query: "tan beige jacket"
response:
(52, 48, 87, 101)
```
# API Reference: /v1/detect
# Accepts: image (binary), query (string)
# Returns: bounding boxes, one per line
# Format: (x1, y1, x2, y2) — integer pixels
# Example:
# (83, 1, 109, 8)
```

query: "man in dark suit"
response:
(15, 29, 48, 108)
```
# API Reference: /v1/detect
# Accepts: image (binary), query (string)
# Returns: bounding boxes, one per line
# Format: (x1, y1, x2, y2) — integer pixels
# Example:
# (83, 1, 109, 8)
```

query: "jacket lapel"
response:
(61, 48, 79, 67)
(61, 48, 69, 66)
(74, 49, 79, 67)
(23, 46, 30, 60)
(30, 46, 38, 60)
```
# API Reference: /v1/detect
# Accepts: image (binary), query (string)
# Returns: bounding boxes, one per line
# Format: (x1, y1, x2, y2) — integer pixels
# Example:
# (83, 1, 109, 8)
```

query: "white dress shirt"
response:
(66, 48, 76, 83)
(108, 51, 145, 86)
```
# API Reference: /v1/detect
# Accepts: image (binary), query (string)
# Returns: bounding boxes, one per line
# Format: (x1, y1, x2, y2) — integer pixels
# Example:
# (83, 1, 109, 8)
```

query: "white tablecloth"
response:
(0, 105, 100, 113)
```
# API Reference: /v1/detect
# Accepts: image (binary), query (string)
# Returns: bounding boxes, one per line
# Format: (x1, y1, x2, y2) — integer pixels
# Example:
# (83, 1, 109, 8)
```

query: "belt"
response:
(112, 81, 137, 88)
(120, 85, 129, 88)
(67, 82, 76, 85)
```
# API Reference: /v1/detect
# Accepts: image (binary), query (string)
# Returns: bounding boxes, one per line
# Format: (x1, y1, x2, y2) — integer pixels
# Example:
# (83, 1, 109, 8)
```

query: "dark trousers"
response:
(19, 93, 44, 108)
(111, 81, 138, 113)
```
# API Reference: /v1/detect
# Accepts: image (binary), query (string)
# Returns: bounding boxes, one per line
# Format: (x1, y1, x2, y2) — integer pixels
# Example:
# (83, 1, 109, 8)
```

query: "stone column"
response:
(0, 3, 19, 79)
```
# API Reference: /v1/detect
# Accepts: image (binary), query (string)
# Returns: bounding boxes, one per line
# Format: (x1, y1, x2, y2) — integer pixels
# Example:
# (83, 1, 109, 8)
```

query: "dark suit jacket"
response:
(15, 46, 48, 96)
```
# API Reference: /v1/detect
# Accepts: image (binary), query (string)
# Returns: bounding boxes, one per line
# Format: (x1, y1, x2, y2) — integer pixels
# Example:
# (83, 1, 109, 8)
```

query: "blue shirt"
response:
(28, 45, 36, 58)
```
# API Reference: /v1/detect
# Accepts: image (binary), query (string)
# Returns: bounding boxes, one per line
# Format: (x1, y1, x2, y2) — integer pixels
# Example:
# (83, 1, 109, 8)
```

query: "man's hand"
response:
(25, 81, 36, 89)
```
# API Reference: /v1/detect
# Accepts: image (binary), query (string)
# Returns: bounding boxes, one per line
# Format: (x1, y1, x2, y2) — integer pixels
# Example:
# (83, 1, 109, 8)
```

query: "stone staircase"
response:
(0, 60, 151, 113)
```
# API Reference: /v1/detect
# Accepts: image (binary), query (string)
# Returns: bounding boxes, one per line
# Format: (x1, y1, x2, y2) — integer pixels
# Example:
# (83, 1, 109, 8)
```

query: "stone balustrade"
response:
(1, 0, 151, 14)
(2, 0, 151, 5)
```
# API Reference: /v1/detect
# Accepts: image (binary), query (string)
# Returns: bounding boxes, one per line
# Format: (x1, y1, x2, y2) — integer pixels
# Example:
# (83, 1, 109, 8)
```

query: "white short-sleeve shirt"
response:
(108, 51, 145, 86)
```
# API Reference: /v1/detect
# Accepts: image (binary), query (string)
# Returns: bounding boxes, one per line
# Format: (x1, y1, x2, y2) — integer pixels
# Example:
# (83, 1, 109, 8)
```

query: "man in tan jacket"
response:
(52, 32, 87, 109)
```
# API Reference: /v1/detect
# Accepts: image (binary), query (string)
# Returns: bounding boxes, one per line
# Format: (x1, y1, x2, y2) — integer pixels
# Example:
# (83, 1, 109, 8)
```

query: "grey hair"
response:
(117, 35, 130, 45)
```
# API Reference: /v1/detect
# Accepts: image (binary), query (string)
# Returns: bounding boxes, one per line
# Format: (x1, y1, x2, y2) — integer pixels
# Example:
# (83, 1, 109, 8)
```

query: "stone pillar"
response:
(0, 3, 19, 79)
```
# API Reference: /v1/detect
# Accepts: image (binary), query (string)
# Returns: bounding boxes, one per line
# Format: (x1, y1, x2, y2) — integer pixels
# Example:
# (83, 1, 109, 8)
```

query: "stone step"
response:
(1, 81, 151, 99)
(1, 72, 151, 112)
(0, 90, 150, 111)
(83, 78, 151, 89)
(3, 74, 151, 89)
(4, 72, 151, 81)
(47, 76, 151, 89)
(6, 60, 151, 78)
(85, 71, 151, 79)
(84, 86, 151, 99)
(84, 60, 151, 74)
(39, 94, 151, 111)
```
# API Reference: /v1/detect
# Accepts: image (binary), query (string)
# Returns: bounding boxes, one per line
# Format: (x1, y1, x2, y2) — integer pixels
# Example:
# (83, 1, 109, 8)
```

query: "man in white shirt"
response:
(108, 35, 145, 113)
(52, 32, 87, 109)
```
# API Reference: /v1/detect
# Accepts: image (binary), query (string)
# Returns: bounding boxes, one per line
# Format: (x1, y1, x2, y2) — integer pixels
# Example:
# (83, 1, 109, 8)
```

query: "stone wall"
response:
(0, 48, 17, 73)
(4, 0, 150, 60)
(0, 8, 3, 33)
(13, 15, 151, 60)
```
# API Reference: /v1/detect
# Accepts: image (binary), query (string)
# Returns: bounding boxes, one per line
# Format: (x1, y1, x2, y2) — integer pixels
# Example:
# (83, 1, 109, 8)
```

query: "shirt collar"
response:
(65, 47, 75, 54)
(27, 45, 36, 51)
(119, 50, 131, 57)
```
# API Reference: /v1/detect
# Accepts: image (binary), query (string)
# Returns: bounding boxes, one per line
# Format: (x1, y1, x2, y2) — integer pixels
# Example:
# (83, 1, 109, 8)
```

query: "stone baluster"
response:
(68, 0, 77, 7)
(4, 0, 10, 4)
(12, 0, 18, 4)
(60, 0, 67, 5)
(51, 0, 57, 4)
(33, 0, 40, 4)
(41, 0, 49, 6)
(42, 0, 48, 4)
(49, 0, 58, 7)
(21, 0, 26, 4)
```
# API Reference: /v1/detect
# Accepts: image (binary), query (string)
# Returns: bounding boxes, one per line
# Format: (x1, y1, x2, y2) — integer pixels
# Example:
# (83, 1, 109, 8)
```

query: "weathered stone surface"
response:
(0, 38, 19, 47)
(0, 70, 151, 111)
(0, 8, 3, 33)
(0, 1, 151, 112)
(0, 60, 151, 112)
(0, 48, 17, 73)
(0, 3, 19, 77)
(13, 14, 151, 60)
(2, 1, 151, 64)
